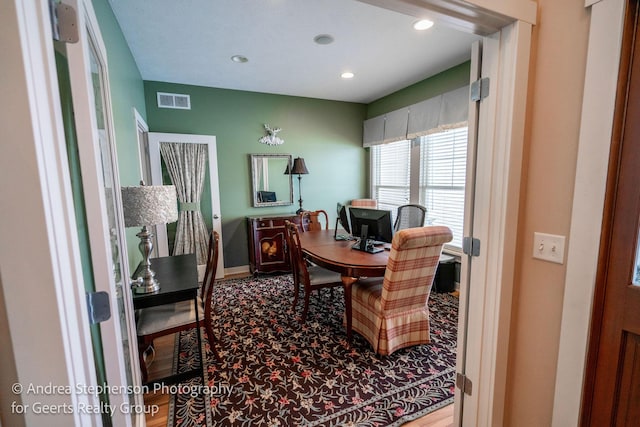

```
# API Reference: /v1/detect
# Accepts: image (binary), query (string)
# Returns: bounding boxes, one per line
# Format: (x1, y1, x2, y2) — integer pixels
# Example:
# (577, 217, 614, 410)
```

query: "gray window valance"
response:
(363, 85, 469, 147)
(382, 107, 409, 144)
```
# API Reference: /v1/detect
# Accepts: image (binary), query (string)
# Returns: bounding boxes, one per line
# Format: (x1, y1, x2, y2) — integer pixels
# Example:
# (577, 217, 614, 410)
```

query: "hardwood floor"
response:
(142, 333, 174, 427)
(142, 333, 454, 426)
(403, 404, 454, 427)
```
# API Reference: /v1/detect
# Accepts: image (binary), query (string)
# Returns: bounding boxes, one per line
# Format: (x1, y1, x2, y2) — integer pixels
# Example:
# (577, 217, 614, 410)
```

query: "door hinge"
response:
(86, 291, 111, 324)
(470, 77, 490, 102)
(456, 373, 473, 396)
(463, 237, 481, 257)
(49, 0, 79, 43)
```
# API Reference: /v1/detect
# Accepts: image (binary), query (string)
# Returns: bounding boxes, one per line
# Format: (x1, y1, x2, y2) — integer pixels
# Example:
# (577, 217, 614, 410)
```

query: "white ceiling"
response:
(108, 0, 482, 104)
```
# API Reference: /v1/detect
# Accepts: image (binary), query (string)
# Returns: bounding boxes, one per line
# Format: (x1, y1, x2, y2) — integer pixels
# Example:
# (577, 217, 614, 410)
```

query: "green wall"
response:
(93, 0, 148, 270)
(144, 82, 368, 267)
(142, 63, 470, 270)
(366, 61, 471, 118)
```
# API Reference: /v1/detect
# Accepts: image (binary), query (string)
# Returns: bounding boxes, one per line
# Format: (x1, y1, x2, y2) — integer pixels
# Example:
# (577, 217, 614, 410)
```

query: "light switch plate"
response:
(533, 232, 566, 264)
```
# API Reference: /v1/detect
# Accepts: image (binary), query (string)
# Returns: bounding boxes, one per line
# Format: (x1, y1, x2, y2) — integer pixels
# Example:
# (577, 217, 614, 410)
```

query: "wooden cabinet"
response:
(247, 214, 302, 275)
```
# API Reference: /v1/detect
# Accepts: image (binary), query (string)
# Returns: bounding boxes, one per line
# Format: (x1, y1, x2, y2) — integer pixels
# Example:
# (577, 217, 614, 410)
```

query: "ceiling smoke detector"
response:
(231, 55, 248, 63)
(314, 34, 334, 45)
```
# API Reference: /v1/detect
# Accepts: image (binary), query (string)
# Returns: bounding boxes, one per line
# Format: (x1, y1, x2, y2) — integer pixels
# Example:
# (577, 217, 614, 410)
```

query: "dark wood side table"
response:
(132, 253, 204, 386)
(247, 213, 304, 275)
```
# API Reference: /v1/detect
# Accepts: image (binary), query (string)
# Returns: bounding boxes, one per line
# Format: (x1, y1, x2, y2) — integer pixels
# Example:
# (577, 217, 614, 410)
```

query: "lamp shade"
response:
(290, 157, 309, 175)
(121, 185, 178, 227)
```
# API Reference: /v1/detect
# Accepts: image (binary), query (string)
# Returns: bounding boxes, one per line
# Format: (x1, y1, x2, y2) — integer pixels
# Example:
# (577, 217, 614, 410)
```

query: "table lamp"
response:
(284, 157, 309, 214)
(121, 183, 178, 294)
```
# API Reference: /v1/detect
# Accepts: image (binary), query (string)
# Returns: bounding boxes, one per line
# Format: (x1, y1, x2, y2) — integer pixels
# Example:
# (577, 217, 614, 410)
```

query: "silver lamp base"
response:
(132, 276, 160, 294)
(132, 225, 161, 294)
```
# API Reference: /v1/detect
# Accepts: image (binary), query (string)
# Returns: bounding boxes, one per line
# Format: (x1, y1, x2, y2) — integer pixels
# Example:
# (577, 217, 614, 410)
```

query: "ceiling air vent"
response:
(157, 92, 191, 110)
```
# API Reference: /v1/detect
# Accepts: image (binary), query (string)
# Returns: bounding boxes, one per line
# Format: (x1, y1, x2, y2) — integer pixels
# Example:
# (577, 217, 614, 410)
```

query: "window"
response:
(371, 126, 468, 249)
(419, 127, 468, 248)
(371, 139, 411, 213)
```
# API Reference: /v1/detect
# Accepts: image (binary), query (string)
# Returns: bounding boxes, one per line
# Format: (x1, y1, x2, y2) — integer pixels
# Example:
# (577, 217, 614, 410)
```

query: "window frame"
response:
(369, 126, 468, 252)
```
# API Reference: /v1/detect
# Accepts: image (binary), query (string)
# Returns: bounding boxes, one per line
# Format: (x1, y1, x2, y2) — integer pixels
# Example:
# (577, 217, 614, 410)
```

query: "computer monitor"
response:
(334, 204, 352, 240)
(349, 207, 393, 253)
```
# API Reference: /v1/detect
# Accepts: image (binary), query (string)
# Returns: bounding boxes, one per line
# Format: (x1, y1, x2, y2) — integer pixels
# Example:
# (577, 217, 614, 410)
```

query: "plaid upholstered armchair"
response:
(350, 226, 453, 356)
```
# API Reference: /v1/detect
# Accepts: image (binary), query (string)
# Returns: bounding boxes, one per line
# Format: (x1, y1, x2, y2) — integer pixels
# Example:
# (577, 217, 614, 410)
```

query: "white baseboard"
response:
(224, 265, 251, 278)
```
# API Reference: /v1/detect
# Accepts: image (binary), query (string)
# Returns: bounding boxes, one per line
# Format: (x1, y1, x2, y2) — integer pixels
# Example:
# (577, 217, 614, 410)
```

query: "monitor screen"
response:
(348, 207, 393, 246)
(337, 204, 351, 234)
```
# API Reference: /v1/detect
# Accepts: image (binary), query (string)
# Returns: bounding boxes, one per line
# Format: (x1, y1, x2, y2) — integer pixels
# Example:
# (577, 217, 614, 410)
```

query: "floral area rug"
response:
(166, 274, 458, 427)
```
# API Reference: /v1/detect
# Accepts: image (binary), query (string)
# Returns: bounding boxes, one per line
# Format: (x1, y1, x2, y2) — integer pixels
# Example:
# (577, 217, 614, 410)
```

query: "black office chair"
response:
(394, 204, 427, 232)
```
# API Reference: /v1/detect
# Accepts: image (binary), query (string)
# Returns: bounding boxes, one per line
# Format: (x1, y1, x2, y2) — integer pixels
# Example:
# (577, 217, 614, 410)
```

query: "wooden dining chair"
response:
(136, 230, 221, 382)
(350, 226, 452, 356)
(299, 209, 329, 232)
(284, 221, 343, 323)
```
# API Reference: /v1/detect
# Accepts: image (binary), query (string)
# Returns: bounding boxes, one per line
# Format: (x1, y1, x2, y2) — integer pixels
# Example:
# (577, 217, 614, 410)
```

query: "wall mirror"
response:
(250, 154, 293, 207)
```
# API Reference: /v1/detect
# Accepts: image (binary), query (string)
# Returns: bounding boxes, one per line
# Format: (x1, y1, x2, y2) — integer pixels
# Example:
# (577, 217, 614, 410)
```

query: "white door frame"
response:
(456, 26, 528, 426)
(134, 108, 151, 183)
(66, 0, 143, 424)
(0, 1, 101, 425)
(455, 33, 501, 424)
(148, 132, 225, 279)
(553, 0, 626, 425)
(2, 0, 536, 425)
(460, 21, 533, 426)
(372, 1, 535, 425)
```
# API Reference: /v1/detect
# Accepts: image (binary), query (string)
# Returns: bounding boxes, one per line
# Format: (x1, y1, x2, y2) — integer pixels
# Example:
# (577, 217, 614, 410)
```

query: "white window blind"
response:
(370, 126, 468, 250)
(371, 139, 411, 215)
(419, 127, 468, 248)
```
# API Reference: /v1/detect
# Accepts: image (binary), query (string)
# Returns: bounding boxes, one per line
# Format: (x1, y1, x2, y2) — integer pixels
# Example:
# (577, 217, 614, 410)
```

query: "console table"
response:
(247, 213, 304, 275)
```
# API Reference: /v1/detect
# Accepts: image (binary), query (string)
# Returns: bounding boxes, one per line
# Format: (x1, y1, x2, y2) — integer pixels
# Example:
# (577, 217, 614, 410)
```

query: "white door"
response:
(453, 39, 483, 424)
(454, 32, 502, 426)
(453, 22, 532, 426)
(148, 132, 225, 279)
(1, 1, 104, 425)
(66, 0, 143, 425)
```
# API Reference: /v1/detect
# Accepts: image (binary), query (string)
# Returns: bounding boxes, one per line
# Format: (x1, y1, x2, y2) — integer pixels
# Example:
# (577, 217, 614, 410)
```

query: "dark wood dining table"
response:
(298, 229, 389, 340)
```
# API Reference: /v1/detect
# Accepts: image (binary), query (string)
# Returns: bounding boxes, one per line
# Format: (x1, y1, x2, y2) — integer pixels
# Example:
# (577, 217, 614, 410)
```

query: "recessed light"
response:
(413, 19, 434, 31)
(314, 34, 334, 45)
(341, 72, 354, 79)
(231, 55, 248, 63)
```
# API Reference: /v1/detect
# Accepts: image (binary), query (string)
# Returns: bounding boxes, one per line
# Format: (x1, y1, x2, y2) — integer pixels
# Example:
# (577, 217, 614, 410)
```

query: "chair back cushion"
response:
(381, 226, 452, 314)
(351, 198, 378, 208)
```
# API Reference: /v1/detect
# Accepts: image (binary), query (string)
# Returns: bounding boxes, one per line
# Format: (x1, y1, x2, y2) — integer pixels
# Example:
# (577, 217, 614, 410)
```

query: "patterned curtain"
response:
(160, 142, 209, 265)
